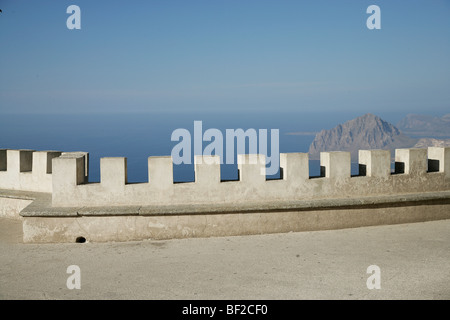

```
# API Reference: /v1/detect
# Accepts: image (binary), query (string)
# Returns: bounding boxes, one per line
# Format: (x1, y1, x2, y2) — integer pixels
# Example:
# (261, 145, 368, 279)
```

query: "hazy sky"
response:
(0, 0, 449, 115)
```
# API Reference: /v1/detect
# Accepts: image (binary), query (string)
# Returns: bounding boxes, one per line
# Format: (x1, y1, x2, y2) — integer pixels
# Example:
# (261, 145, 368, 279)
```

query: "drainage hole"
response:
(75, 236, 86, 243)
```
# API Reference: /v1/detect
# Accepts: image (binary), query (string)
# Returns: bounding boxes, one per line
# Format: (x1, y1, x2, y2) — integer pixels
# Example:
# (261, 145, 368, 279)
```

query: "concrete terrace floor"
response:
(0, 217, 449, 300)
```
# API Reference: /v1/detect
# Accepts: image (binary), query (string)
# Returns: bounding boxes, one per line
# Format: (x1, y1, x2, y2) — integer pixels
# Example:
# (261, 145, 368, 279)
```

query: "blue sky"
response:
(0, 0, 449, 115)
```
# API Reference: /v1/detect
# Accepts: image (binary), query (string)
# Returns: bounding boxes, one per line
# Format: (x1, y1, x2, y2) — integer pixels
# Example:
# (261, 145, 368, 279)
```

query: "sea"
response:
(0, 111, 407, 183)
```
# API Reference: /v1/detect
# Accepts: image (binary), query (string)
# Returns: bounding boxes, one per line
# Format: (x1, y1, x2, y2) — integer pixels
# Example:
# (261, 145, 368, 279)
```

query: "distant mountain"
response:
(308, 114, 417, 160)
(413, 138, 450, 148)
(396, 114, 450, 137)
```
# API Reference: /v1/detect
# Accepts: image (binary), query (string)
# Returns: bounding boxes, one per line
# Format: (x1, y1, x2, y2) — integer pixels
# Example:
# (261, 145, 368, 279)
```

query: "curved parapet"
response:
(1, 147, 448, 243)
(1, 147, 448, 206)
(49, 147, 449, 208)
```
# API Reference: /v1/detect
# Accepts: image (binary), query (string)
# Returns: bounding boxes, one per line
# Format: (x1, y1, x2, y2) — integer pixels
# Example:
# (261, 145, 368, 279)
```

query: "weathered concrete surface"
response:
(1, 217, 449, 299)
(17, 189, 450, 216)
(428, 147, 450, 177)
(1, 188, 448, 243)
(359, 149, 391, 177)
(22, 198, 450, 243)
(0, 190, 35, 220)
(0, 198, 32, 220)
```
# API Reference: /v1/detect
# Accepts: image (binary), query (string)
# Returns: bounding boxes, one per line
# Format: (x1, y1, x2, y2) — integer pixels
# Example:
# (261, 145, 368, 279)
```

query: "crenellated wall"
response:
(48, 147, 450, 208)
(0, 149, 62, 193)
(1, 147, 449, 208)
(1, 146, 449, 243)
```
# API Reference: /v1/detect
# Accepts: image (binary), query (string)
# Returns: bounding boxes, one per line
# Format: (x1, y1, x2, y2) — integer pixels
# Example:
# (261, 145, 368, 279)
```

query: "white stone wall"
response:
(48, 147, 449, 207)
(0, 149, 61, 193)
(1, 147, 449, 207)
